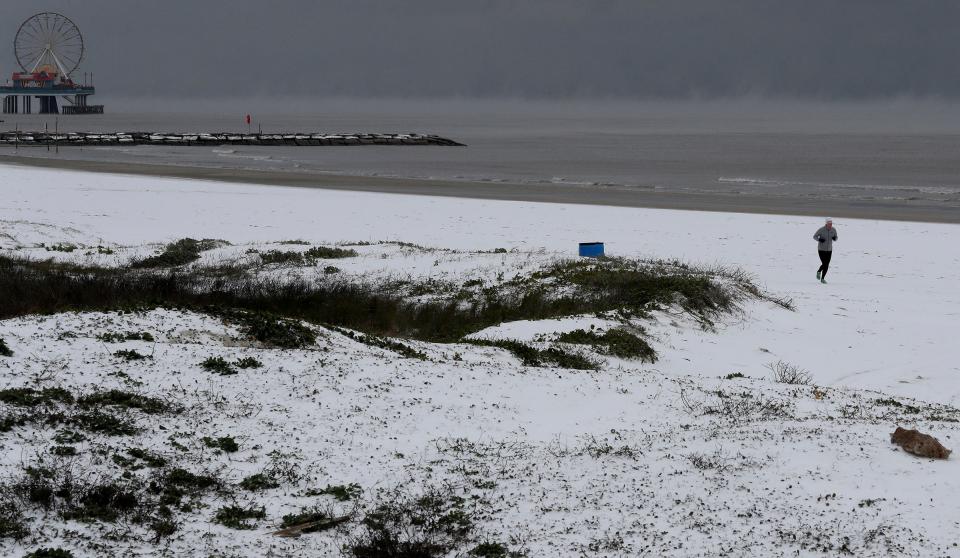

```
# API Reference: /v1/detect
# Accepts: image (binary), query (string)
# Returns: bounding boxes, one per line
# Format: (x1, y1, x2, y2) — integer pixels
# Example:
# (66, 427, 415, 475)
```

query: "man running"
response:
(813, 218, 838, 283)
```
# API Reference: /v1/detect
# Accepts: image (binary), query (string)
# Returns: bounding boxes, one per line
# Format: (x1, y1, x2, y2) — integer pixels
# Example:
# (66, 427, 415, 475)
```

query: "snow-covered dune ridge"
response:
(1, 163, 958, 556)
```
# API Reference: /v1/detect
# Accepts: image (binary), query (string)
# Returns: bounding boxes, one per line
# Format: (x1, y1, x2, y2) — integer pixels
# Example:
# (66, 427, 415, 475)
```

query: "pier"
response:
(0, 85, 101, 115)
(2, 13, 103, 115)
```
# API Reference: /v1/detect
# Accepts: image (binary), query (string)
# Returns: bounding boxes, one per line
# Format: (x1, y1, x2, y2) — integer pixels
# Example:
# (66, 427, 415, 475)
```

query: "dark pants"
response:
(818, 250, 832, 278)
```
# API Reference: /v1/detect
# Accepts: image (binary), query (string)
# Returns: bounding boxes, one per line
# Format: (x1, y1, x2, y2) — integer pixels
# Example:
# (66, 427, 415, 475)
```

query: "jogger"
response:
(813, 218, 838, 283)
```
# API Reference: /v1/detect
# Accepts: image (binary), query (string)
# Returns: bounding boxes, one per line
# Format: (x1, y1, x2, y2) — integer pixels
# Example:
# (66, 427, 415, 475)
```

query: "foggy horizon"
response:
(1, 1, 959, 101)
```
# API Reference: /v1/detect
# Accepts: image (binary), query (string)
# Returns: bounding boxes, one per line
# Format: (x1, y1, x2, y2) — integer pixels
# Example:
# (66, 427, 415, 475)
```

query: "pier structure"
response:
(2, 12, 103, 115)
(1, 74, 99, 115)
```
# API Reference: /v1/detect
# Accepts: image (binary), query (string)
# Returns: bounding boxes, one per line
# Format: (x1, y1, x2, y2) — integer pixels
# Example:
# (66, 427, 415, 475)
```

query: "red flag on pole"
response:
(246, 114, 251, 125)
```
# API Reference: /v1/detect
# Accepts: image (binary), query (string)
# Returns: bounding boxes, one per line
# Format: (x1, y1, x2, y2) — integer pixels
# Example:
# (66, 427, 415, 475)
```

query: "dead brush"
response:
(706, 391, 793, 423)
(681, 388, 793, 424)
(720, 266, 795, 311)
(767, 360, 812, 385)
(687, 452, 729, 471)
(686, 448, 761, 473)
(579, 434, 643, 459)
(0, 498, 29, 540)
(434, 437, 532, 479)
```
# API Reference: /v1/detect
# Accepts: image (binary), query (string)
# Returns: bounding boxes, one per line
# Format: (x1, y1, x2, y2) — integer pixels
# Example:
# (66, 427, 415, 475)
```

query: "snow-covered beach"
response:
(1, 162, 958, 556)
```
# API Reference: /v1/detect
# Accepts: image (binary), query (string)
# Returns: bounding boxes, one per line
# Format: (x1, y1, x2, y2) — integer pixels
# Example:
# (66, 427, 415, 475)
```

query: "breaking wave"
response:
(718, 177, 958, 195)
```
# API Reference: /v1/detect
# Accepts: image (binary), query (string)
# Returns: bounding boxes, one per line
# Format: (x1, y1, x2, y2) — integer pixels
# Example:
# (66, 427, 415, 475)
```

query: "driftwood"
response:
(271, 514, 352, 538)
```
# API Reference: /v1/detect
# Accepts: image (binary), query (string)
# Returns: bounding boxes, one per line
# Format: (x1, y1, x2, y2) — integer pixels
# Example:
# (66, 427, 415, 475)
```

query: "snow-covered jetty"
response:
(0, 131, 465, 147)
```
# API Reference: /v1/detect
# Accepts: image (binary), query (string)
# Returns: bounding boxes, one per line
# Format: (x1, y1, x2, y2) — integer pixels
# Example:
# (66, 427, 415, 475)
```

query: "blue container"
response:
(578, 242, 605, 258)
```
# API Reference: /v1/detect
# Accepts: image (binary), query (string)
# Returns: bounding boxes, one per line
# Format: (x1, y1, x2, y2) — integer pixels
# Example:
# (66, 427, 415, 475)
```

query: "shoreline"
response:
(2, 153, 958, 224)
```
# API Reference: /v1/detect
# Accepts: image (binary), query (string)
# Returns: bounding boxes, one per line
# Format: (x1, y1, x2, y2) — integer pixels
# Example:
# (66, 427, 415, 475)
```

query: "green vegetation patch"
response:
(53, 430, 85, 444)
(535, 258, 736, 322)
(304, 246, 357, 259)
(0, 501, 29, 540)
(203, 436, 239, 453)
(78, 390, 174, 415)
(259, 246, 357, 266)
(113, 349, 150, 361)
(308, 483, 362, 502)
(44, 243, 77, 253)
(50, 446, 77, 457)
(3, 459, 220, 542)
(162, 468, 219, 491)
(239, 473, 280, 492)
(151, 468, 219, 506)
(0, 388, 176, 437)
(333, 327, 426, 360)
(24, 548, 74, 558)
(469, 542, 525, 558)
(200, 356, 236, 375)
(60, 482, 140, 523)
(556, 327, 656, 362)
(467, 339, 597, 370)
(234, 356, 263, 369)
(0, 337, 12, 357)
(98, 331, 154, 343)
(875, 398, 921, 414)
(70, 411, 139, 436)
(0, 387, 74, 407)
(4, 409, 134, 436)
(224, 310, 317, 349)
(200, 356, 263, 375)
(150, 518, 177, 539)
(349, 488, 474, 558)
(126, 448, 168, 468)
(133, 238, 227, 269)
(13, 465, 140, 524)
(213, 504, 266, 530)
(0, 413, 28, 432)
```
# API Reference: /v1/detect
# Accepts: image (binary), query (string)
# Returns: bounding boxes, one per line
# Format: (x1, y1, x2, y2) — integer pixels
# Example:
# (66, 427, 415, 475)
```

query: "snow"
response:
(1, 162, 959, 556)
(2, 163, 957, 404)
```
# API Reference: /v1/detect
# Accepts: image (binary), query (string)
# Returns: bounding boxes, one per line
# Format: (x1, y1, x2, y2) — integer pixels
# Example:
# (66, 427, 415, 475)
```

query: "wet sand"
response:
(2, 153, 958, 224)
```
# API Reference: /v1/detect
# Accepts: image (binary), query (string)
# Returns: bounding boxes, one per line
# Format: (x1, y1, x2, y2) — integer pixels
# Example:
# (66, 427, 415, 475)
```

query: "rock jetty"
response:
(0, 131, 465, 147)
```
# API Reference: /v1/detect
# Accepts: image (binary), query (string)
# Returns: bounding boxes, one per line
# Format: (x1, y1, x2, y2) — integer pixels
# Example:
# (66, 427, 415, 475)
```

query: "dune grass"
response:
(0, 254, 764, 348)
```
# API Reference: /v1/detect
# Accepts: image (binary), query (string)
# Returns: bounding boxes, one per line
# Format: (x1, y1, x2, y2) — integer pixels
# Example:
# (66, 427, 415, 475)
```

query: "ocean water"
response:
(3, 98, 960, 208)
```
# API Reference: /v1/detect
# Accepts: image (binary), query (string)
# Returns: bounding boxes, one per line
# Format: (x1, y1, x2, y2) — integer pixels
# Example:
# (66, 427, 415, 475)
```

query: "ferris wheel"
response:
(14, 12, 85, 78)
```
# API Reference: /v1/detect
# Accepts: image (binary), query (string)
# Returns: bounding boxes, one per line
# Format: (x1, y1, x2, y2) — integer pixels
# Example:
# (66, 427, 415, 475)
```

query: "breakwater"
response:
(0, 131, 465, 147)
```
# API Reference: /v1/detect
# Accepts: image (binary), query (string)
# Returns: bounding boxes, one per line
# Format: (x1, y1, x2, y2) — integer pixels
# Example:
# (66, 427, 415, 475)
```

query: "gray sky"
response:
(1, 1, 958, 100)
